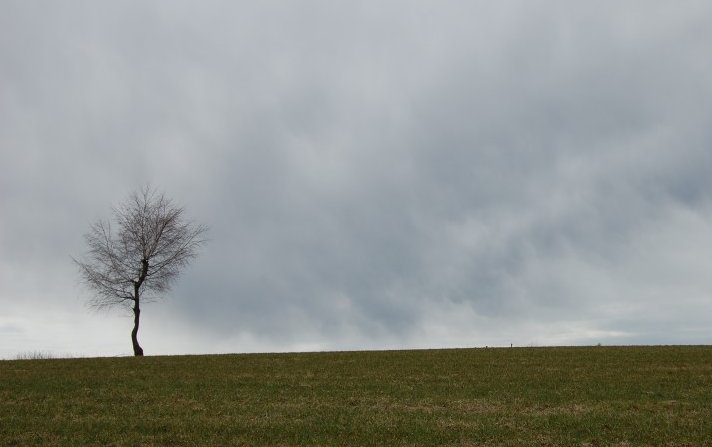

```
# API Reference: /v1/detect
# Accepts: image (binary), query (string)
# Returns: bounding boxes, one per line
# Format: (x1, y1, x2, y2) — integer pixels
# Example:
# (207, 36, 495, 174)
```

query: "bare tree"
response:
(74, 186, 207, 356)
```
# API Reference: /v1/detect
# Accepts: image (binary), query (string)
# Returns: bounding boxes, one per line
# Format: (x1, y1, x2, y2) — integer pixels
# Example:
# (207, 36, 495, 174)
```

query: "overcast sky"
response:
(2, 1, 712, 358)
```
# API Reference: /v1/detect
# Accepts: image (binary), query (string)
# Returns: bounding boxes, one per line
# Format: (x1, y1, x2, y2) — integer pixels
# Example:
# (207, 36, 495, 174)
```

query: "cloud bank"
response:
(2, 1, 712, 357)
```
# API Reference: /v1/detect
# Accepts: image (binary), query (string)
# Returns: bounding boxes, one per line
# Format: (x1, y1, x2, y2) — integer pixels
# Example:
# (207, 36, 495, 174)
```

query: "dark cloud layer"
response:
(2, 2, 712, 357)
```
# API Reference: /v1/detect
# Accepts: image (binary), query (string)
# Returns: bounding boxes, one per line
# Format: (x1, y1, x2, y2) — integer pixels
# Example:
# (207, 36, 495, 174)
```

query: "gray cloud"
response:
(2, 1, 712, 357)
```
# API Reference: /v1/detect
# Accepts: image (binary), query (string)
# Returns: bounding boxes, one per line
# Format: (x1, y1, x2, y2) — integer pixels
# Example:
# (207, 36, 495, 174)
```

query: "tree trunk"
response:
(131, 299, 143, 356)
(131, 259, 148, 357)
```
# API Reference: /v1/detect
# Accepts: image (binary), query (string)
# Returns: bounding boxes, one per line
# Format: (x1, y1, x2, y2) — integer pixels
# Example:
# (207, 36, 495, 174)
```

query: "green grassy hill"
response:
(2, 346, 711, 446)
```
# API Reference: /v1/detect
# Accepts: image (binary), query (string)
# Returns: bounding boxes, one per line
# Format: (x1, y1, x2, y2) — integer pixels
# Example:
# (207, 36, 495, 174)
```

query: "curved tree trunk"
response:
(131, 260, 148, 356)
(132, 299, 143, 356)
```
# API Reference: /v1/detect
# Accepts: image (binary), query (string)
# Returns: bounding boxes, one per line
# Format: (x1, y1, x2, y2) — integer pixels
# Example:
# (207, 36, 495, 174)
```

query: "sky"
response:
(2, 1, 712, 358)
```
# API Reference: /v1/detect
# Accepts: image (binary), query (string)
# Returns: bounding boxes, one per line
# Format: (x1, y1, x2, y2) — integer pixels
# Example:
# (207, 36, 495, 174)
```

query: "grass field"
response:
(1, 346, 711, 446)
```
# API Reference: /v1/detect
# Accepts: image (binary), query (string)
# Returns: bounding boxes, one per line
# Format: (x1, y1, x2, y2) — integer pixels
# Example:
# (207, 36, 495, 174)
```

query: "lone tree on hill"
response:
(74, 186, 207, 356)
